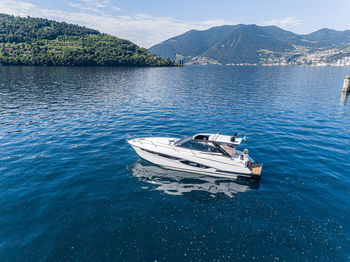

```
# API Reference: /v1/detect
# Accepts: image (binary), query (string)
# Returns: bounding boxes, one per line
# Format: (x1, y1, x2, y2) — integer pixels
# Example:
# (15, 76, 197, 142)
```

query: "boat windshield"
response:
(174, 136, 192, 146)
(178, 140, 223, 154)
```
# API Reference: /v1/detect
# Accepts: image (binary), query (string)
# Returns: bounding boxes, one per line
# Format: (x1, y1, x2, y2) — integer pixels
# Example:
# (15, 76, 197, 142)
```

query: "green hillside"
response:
(0, 14, 174, 66)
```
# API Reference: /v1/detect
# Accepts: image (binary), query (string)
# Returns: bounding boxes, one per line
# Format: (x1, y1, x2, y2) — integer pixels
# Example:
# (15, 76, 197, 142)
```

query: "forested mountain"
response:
(305, 28, 350, 46)
(149, 24, 350, 65)
(0, 14, 174, 66)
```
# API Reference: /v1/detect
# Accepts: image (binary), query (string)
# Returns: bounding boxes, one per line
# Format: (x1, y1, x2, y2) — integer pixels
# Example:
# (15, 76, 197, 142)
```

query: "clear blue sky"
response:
(1, 0, 350, 47)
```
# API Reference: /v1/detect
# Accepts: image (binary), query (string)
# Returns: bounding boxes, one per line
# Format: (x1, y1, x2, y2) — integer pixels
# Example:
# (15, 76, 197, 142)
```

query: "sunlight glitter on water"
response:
(0, 66, 349, 261)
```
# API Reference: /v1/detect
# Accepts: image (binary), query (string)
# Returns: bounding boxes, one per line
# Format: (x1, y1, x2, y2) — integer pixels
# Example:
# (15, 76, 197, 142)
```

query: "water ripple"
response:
(0, 66, 349, 261)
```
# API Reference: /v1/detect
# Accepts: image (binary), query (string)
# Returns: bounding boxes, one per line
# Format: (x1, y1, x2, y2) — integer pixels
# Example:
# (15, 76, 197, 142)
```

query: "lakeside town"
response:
(184, 46, 350, 66)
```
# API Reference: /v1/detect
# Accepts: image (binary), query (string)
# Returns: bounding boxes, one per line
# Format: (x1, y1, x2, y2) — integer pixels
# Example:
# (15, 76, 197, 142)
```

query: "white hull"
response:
(128, 135, 261, 179)
(133, 146, 243, 178)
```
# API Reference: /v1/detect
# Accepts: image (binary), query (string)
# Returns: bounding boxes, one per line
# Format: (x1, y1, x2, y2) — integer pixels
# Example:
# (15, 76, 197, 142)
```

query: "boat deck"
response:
(248, 162, 262, 175)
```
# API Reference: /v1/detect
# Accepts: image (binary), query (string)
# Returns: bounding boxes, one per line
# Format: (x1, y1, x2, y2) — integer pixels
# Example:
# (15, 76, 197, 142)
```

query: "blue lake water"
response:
(0, 65, 349, 261)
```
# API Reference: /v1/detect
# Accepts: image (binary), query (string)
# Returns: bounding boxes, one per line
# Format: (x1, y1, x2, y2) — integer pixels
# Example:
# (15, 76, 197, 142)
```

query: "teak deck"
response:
(248, 162, 262, 175)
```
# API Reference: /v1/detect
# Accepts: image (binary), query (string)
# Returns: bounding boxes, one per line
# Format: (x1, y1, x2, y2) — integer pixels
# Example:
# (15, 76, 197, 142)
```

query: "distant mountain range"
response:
(149, 24, 350, 66)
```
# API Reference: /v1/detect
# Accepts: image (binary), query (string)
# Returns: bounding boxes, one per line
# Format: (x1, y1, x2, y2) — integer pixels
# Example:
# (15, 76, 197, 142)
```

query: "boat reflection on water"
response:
(130, 160, 260, 199)
(340, 91, 349, 106)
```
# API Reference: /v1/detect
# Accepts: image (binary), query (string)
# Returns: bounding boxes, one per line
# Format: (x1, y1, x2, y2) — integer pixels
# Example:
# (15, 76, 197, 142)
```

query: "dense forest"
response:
(0, 14, 174, 66)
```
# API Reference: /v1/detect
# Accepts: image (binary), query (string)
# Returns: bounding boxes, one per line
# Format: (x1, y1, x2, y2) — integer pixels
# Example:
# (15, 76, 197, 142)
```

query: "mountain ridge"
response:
(149, 24, 350, 65)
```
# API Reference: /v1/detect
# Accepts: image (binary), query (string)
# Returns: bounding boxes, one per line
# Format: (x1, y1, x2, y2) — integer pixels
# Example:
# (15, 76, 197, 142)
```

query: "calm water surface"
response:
(0, 66, 349, 261)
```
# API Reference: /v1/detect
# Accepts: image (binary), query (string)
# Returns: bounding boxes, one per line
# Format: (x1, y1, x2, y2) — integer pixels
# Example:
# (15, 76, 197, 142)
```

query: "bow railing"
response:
(126, 132, 197, 155)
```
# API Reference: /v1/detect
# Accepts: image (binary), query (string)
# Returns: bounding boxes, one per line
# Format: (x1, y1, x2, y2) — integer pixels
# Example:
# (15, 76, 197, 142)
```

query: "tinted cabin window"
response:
(194, 135, 209, 140)
(179, 141, 222, 153)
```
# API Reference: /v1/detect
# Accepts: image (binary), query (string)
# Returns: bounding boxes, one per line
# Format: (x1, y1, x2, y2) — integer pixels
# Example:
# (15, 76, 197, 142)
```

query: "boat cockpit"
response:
(173, 133, 247, 160)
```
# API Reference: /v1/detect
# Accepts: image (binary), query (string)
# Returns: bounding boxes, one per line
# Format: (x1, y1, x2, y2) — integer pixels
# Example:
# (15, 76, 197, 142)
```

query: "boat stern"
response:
(248, 161, 263, 177)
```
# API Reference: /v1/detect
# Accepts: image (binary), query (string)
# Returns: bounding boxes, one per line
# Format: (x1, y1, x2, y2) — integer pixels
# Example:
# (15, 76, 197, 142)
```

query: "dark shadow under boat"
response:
(129, 160, 260, 199)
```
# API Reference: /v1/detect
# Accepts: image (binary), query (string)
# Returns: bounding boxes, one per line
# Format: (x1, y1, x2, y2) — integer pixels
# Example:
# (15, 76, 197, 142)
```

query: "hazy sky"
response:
(1, 0, 350, 48)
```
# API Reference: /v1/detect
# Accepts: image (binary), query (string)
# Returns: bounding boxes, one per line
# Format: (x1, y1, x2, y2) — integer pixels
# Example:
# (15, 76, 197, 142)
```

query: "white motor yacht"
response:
(127, 133, 262, 179)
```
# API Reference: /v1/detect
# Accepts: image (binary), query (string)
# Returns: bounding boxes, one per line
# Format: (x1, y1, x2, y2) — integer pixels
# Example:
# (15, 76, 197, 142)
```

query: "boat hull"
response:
(130, 144, 257, 179)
